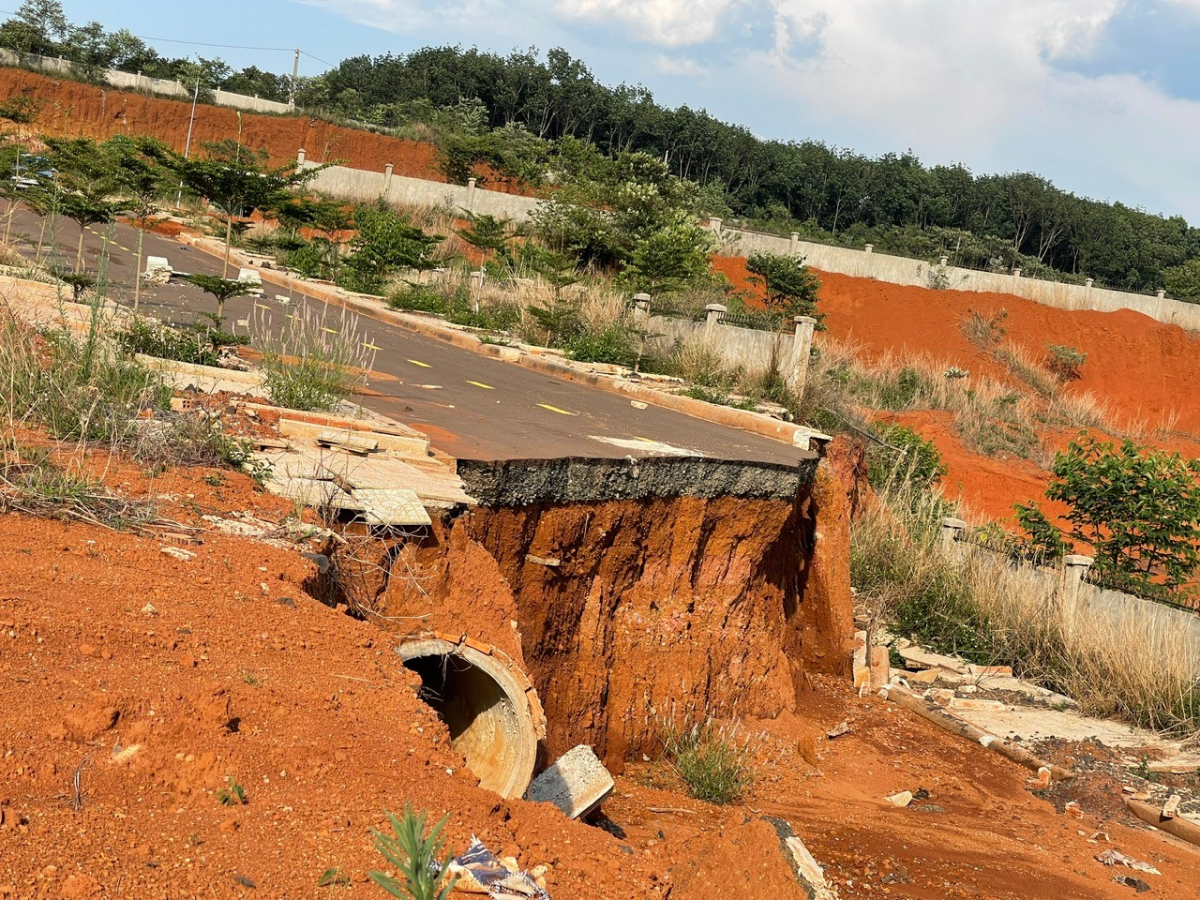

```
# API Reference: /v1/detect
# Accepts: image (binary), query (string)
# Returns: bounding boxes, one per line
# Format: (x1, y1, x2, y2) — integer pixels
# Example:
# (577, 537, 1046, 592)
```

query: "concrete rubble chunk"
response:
(525, 745, 614, 820)
(143, 256, 171, 283)
(899, 646, 969, 674)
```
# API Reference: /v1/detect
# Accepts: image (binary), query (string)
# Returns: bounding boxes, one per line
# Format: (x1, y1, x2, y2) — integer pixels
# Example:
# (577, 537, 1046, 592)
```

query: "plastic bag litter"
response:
(1095, 850, 1161, 876)
(432, 837, 550, 899)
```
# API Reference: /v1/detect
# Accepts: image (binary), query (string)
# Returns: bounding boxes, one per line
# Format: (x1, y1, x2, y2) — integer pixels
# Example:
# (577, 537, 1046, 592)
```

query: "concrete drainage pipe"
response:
(396, 634, 546, 799)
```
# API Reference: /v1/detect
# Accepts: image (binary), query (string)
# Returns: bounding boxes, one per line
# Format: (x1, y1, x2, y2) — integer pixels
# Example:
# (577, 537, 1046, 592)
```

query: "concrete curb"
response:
(177, 235, 810, 451)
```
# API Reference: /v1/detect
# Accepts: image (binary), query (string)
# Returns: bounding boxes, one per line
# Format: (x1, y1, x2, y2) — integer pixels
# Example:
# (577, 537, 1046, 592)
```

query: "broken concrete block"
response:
(525, 744, 614, 819)
(237, 267, 264, 293)
(899, 646, 968, 674)
(947, 697, 1007, 712)
(868, 646, 890, 689)
(908, 669, 941, 685)
(966, 664, 1013, 677)
(143, 256, 171, 283)
(886, 790, 913, 808)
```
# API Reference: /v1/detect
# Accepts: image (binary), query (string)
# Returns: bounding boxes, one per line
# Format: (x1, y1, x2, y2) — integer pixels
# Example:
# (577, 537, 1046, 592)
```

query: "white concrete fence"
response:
(631, 292, 816, 393)
(0, 48, 294, 115)
(941, 518, 1200, 674)
(297, 151, 541, 219)
(295, 157, 1200, 334)
(709, 218, 1200, 332)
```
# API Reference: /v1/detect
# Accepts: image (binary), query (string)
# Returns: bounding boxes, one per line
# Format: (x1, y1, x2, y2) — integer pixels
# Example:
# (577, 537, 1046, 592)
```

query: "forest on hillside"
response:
(3, 0, 1200, 298)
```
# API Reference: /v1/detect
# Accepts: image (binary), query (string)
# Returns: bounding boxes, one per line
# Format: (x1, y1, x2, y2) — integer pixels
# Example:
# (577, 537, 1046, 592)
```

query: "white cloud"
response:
(554, 0, 743, 46)
(653, 55, 708, 77)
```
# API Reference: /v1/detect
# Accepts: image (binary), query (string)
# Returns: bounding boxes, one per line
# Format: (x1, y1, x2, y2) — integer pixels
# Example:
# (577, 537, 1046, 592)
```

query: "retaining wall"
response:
(715, 223, 1200, 331)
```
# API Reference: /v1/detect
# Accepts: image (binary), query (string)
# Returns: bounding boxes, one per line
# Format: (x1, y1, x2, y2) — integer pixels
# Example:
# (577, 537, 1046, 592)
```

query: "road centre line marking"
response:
(322, 327, 339, 334)
(467, 380, 494, 389)
(407, 359, 431, 368)
(363, 342, 381, 350)
(537, 403, 576, 416)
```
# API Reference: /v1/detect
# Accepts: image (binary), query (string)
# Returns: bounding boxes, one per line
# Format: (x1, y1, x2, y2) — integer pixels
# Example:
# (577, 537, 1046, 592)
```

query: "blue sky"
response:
(51, 0, 1200, 222)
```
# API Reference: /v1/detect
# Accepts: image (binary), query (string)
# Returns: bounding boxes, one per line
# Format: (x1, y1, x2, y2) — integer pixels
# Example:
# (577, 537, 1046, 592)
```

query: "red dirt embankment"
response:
(0, 67, 526, 194)
(714, 254, 1200, 520)
(341, 478, 854, 769)
(713, 256, 1200, 436)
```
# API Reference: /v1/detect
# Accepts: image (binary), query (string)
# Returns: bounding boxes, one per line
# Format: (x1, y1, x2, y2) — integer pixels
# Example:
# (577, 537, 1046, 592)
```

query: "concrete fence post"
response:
(709, 217, 723, 236)
(864, 244, 874, 254)
(787, 315, 817, 394)
(466, 177, 477, 212)
(296, 148, 306, 166)
(1085, 278, 1094, 288)
(1156, 289, 1166, 300)
(790, 231, 799, 255)
(631, 292, 651, 326)
(704, 303, 726, 344)
(1063, 554, 1094, 583)
(940, 517, 968, 554)
(1012, 267, 1022, 278)
(383, 163, 394, 202)
(939, 255, 949, 267)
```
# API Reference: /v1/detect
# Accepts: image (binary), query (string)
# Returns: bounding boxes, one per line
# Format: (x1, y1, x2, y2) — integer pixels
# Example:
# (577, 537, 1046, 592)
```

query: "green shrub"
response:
(1046, 344, 1087, 381)
(745, 252, 822, 319)
(370, 806, 457, 900)
(1042, 435, 1200, 597)
(868, 424, 945, 490)
(117, 317, 223, 367)
(659, 715, 758, 805)
(387, 285, 447, 314)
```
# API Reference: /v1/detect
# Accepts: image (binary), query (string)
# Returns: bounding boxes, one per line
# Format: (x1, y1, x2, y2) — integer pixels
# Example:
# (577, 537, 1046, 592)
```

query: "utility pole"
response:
(175, 75, 200, 209)
(289, 48, 300, 109)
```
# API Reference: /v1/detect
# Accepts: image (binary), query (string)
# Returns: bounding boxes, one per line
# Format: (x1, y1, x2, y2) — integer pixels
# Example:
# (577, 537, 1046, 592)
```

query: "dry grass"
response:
(853, 476, 1200, 734)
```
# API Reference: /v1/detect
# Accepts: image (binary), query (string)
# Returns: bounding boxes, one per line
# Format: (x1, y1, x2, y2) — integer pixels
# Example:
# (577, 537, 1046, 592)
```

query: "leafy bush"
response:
(370, 806, 457, 900)
(117, 317, 224, 367)
(867, 424, 944, 490)
(388, 285, 447, 315)
(1012, 502, 1067, 564)
(1037, 435, 1200, 596)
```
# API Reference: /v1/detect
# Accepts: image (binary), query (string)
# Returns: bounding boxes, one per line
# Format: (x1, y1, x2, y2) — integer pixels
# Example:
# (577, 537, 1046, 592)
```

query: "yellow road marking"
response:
(537, 403, 576, 416)
(467, 380, 494, 390)
(322, 327, 339, 334)
(407, 359, 431, 368)
(363, 342, 381, 350)
(635, 436, 658, 443)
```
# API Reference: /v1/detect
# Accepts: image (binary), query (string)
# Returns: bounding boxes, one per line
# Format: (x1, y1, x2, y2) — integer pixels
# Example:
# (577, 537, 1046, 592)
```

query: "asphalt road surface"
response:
(1, 202, 809, 466)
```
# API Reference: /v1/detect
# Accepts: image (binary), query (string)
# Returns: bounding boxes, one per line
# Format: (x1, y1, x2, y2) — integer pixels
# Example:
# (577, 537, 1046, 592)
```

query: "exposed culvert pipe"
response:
(396, 633, 546, 799)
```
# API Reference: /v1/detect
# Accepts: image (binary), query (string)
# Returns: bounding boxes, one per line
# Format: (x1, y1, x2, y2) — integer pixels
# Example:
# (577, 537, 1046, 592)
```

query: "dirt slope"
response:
(0, 67, 442, 175)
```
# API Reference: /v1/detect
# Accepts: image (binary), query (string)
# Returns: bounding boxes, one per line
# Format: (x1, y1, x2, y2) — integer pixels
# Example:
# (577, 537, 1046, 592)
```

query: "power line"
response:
(300, 50, 337, 69)
(133, 35, 295, 53)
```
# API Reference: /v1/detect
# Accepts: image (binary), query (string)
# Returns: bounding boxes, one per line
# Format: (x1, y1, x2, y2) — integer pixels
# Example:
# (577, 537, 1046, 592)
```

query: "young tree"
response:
(108, 137, 168, 311)
(185, 274, 256, 324)
(1023, 435, 1200, 596)
(146, 140, 322, 278)
(45, 137, 120, 269)
(746, 251, 823, 320)
(339, 201, 442, 294)
(617, 217, 715, 294)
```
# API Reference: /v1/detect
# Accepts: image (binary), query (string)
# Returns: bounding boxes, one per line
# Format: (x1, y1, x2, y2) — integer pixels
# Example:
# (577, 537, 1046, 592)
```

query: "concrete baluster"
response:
(704, 303, 726, 344)
(788, 315, 817, 394)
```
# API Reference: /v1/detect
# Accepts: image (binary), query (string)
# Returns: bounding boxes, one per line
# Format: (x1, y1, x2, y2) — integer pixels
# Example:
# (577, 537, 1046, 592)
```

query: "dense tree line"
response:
(301, 46, 1200, 294)
(3, 3, 1198, 295)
